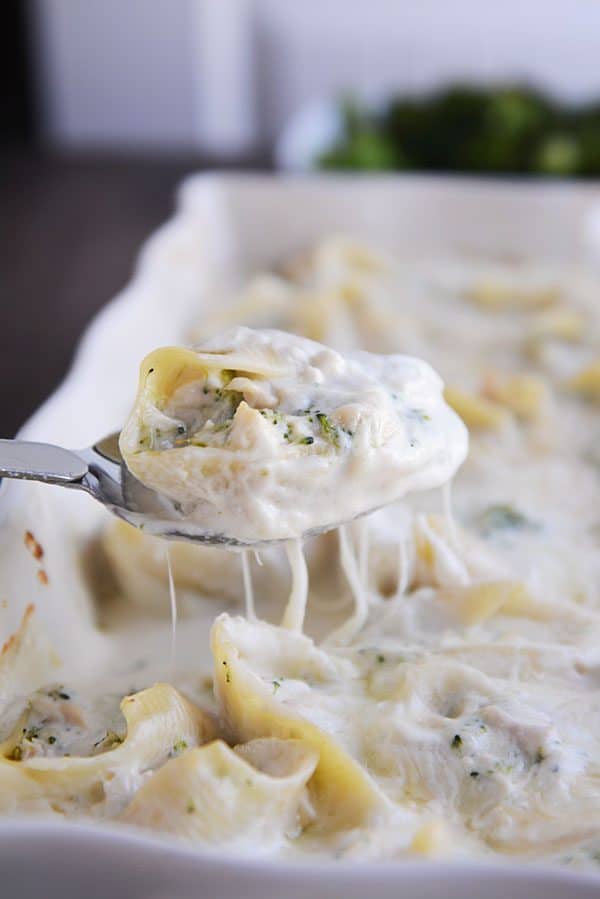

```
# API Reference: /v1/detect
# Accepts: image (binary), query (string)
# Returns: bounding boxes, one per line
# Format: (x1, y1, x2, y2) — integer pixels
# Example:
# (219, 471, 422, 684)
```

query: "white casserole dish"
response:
(2, 174, 600, 897)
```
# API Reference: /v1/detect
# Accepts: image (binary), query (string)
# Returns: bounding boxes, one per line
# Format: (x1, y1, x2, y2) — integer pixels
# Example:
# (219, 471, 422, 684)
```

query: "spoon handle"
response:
(0, 439, 89, 485)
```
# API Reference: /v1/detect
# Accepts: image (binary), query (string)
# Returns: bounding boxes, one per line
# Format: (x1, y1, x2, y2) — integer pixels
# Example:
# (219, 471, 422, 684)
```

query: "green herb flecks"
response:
(477, 504, 539, 537)
(316, 412, 341, 448)
(408, 408, 431, 423)
(259, 409, 283, 426)
(173, 739, 188, 754)
(222, 660, 231, 684)
(260, 408, 321, 447)
(46, 687, 71, 702)
(93, 731, 124, 752)
(174, 385, 244, 449)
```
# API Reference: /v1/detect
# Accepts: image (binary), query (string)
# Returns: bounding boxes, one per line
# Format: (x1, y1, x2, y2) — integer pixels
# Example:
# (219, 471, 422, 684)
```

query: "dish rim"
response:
(7, 171, 600, 886)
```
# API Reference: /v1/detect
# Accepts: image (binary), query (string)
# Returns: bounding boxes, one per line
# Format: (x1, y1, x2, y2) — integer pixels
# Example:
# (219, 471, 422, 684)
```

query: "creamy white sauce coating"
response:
(119, 327, 468, 543)
(3, 237, 600, 871)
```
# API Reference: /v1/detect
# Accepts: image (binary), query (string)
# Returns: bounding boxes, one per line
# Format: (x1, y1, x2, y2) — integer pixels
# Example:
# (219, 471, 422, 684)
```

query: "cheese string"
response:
(396, 538, 410, 598)
(357, 518, 370, 591)
(241, 550, 256, 621)
(165, 546, 177, 674)
(442, 480, 460, 551)
(281, 540, 308, 631)
(323, 525, 369, 644)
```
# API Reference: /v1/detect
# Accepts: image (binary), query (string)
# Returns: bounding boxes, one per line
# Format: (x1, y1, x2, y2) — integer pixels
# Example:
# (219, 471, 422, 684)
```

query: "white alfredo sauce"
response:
(4, 238, 600, 873)
(119, 327, 467, 545)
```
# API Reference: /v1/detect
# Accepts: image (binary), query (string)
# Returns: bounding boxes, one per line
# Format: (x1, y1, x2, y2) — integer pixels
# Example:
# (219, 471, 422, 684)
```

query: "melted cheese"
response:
(3, 236, 600, 872)
(240, 551, 256, 621)
(166, 547, 177, 672)
(119, 327, 468, 543)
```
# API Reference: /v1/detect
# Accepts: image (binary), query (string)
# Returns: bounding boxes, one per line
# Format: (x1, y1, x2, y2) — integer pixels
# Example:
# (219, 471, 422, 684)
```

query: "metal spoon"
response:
(0, 433, 255, 547)
(0, 434, 361, 548)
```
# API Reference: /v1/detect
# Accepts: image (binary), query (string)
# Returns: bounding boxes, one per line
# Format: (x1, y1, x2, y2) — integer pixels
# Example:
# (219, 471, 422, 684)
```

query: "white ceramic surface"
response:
(2, 174, 600, 898)
(2, 819, 600, 899)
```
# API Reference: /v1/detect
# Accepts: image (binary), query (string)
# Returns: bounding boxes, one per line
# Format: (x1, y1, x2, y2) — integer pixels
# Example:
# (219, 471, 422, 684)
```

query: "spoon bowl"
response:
(0, 434, 363, 549)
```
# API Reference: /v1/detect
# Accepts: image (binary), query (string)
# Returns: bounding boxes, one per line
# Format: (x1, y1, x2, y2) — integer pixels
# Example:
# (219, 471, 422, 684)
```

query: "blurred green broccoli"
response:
(316, 85, 600, 177)
(536, 134, 581, 175)
(319, 98, 398, 170)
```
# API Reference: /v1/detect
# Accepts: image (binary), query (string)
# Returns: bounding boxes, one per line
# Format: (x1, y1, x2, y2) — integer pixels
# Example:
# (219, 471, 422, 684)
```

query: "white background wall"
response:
(30, 0, 600, 154)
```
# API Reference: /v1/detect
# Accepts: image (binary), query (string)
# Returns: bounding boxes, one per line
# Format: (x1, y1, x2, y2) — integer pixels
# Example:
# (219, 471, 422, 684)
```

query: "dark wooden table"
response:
(1, 150, 267, 436)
